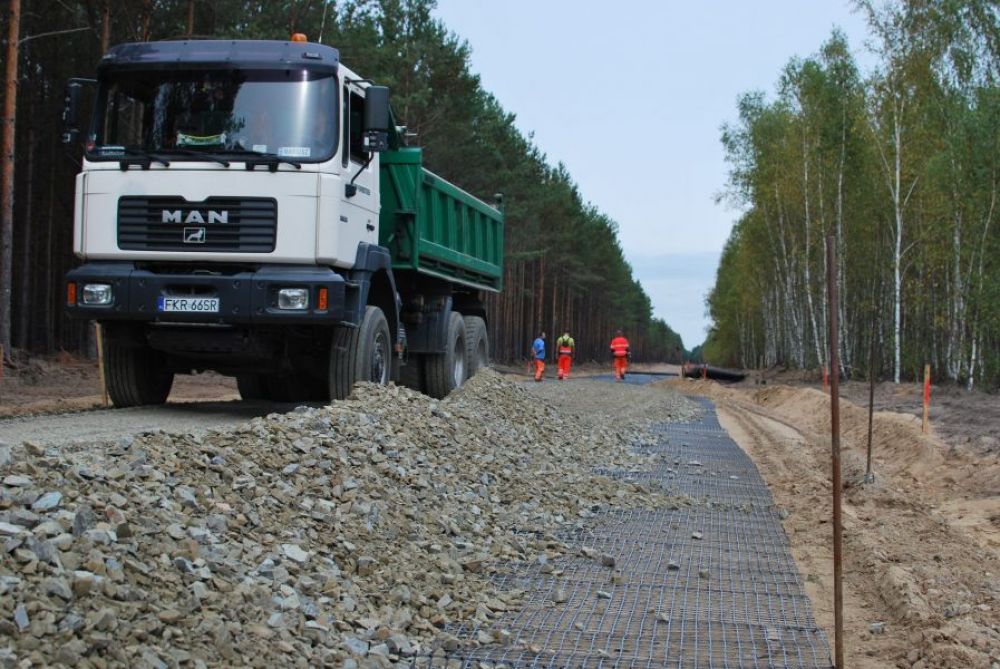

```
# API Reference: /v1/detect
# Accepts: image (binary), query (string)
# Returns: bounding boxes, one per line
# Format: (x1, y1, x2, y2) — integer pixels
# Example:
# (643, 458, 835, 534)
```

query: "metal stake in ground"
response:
(922, 363, 931, 434)
(826, 235, 844, 668)
(865, 273, 878, 485)
(95, 322, 108, 407)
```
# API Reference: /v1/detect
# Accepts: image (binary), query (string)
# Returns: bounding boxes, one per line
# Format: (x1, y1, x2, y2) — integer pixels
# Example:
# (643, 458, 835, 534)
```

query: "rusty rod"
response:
(866, 276, 877, 484)
(826, 235, 844, 668)
(922, 363, 931, 434)
(95, 323, 108, 407)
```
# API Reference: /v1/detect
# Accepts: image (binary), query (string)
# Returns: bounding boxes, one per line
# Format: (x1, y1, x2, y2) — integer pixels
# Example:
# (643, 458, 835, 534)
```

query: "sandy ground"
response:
(674, 378, 1000, 668)
(0, 352, 239, 418)
(0, 352, 675, 419)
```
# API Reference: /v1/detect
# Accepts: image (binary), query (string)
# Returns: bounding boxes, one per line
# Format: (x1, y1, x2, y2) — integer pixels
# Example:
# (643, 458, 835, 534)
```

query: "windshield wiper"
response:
(224, 149, 303, 172)
(159, 147, 231, 167)
(110, 147, 170, 171)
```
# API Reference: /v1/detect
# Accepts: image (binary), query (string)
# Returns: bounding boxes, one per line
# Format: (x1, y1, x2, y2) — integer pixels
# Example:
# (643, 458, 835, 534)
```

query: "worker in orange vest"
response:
(609, 330, 630, 381)
(556, 332, 575, 380)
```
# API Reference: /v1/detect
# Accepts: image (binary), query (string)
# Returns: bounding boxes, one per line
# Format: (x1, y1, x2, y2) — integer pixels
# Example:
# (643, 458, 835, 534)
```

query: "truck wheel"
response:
(103, 327, 174, 407)
(236, 375, 268, 401)
(463, 316, 488, 378)
(329, 305, 391, 400)
(424, 311, 466, 399)
(398, 354, 425, 393)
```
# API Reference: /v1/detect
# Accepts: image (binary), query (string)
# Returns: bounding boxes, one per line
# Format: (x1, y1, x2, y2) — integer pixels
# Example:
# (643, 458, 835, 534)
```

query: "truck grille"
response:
(117, 197, 277, 253)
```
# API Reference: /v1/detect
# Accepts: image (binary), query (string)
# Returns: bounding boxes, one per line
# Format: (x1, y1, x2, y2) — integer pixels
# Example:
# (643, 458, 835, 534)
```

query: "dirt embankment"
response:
(734, 369, 1000, 455)
(675, 379, 1000, 669)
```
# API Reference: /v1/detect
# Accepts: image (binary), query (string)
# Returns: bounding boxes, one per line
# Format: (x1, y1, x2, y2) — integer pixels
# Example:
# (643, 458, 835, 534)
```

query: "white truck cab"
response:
(62, 39, 499, 407)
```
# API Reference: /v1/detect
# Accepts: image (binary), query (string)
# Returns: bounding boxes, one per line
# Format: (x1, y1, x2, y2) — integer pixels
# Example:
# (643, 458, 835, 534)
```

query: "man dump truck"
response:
(60, 38, 503, 406)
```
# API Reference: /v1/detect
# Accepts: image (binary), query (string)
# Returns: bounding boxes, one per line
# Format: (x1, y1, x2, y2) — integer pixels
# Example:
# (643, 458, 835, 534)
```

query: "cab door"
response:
(338, 84, 379, 257)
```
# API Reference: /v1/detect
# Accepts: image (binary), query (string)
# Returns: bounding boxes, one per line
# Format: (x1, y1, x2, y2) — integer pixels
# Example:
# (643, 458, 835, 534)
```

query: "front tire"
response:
(424, 311, 466, 399)
(103, 325, 174, 407)
(463, 316, 488, 378)
(329, 305, 391, 400)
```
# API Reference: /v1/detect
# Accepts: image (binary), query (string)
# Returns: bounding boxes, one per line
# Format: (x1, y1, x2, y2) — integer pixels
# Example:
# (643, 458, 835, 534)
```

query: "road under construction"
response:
(411, 373, 831, 668)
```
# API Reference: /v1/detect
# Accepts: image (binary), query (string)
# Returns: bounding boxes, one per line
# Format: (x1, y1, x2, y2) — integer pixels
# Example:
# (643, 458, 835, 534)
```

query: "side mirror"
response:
(61, 81, 84, 145)
(362, 85, 390, 153)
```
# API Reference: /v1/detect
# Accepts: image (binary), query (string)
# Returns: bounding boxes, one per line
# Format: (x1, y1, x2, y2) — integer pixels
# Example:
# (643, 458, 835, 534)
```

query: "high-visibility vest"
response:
(610, 336, 630, 357)
(557, 335, 575, 355)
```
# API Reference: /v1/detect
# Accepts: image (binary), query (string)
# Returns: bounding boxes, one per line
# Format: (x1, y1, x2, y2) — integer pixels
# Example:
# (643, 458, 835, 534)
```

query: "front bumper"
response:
(65, 262, 348, 325)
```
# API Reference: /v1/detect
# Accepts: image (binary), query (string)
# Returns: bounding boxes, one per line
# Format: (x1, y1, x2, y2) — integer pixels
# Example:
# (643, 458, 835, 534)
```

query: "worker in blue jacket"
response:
(531, 332, 546, 382)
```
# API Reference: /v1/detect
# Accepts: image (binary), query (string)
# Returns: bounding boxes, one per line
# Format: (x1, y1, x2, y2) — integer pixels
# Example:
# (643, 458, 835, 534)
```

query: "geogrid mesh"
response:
(407, 381, 833, 668)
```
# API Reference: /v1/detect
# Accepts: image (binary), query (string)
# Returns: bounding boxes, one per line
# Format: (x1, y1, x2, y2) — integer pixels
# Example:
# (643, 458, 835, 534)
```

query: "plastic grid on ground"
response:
(406, 387, 832, 668)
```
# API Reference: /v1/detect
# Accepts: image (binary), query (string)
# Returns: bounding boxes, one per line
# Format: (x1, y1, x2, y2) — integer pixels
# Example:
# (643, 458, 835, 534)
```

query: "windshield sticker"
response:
(278, 146, 311, 158)
(177, 132, 227, 147)
(251, 144, 269, 153)
(95, 145, 126, 155)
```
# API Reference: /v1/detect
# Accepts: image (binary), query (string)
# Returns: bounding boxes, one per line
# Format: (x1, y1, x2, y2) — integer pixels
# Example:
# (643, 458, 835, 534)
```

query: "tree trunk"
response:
(44, 152, 55, 351)
(801, 132, 824, 369)
(948, 207, 963, 380)
(102, 1, 111, 52)
(967, 181, 996, 390)
(550, 272, 558, 343)
(1, 0, 23, 360)
(536, 254, 545, 339)
(17, 124, 34, 349)
(836, 109, 848, 376)
(892, 111, 903, 384)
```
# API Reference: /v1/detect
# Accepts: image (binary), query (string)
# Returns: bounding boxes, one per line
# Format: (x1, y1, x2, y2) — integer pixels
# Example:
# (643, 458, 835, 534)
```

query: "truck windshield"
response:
(87, 68, 338, 162)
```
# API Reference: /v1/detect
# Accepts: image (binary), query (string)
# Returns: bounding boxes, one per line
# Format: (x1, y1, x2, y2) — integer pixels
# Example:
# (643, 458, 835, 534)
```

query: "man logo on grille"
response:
(183, 227, 206, 244)
(163, 209, 229, 224)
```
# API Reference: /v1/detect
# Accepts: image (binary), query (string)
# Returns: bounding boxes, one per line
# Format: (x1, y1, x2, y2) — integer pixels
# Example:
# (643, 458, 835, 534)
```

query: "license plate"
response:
(157, 296, 220, 313)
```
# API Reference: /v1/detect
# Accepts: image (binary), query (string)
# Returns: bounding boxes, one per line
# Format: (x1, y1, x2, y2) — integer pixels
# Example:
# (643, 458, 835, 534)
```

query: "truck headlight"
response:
(81, 283, 113, 305)
(277, 288, 309, 310)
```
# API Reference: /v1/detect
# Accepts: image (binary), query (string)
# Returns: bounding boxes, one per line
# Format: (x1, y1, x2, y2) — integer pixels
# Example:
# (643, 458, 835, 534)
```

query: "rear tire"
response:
(424, 311, 466, 399)
(329, 305, 391, 400)
(463, 316, 488, 378)
(103, 326, 174, 407)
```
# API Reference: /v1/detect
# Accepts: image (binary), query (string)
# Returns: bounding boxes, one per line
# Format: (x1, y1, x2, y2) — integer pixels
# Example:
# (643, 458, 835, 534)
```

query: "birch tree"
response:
(860, 1, 928, 383)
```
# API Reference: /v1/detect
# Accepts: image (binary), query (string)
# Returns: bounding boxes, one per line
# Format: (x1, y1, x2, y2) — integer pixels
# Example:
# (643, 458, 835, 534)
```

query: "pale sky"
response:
(431, 0, 874, 349)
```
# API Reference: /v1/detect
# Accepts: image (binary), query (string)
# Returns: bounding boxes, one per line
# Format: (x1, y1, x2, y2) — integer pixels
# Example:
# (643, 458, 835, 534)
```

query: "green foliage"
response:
(709, 1, 999, 388)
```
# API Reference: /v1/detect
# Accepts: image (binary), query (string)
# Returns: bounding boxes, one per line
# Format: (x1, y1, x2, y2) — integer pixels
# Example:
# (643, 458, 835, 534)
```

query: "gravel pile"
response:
(0, 370, 698, 668)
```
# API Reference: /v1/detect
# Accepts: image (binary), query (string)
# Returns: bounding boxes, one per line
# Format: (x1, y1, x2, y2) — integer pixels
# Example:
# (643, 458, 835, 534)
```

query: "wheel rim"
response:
(371, 329, 390, 384)
(453, 336, 465, 386)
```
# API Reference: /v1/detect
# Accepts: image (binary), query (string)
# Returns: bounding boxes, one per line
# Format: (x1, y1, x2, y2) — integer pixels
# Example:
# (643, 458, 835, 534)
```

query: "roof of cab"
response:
(98, 40, 340, 73)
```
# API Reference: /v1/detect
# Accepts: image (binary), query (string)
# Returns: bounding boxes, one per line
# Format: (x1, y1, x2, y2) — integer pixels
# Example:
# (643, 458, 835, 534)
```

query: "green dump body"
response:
(378, 147, 503, 292)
